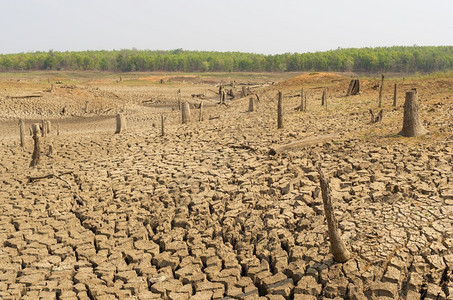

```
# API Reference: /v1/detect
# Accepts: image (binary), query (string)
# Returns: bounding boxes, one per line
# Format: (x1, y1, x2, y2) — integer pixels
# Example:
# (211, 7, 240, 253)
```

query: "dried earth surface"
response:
(0, 71, 452, 299)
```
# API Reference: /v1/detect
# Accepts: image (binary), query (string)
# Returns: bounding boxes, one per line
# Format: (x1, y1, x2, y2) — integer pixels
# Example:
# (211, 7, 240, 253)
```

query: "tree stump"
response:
(199, 100, 204, 121)
(317, 164, 351, 263)
(182, 101, 191, 124)
(393, 83, 397, 107)
(248, 97, 254, 112)
(277, 91, 283, 129)
(47, 144, 55, 157)
(399, 89, 428, 137)
(41, 120, 46, 137)
(115, 114, 126, 134)
(378, 74, 385, 107)
(300, 88, 304, 111)
(19, 119, 25, 147)
(30, 124, 41, 167)
(304, 93, 307, 111)
(161, 114, 165, 136)
(242, 86, 247, 98)
(45, 120, 51, 135)
(346, 79, 360, 96)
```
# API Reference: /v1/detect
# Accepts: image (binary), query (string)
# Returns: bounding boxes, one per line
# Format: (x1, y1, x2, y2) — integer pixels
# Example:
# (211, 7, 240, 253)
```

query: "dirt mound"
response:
(280, 72, 346, 87)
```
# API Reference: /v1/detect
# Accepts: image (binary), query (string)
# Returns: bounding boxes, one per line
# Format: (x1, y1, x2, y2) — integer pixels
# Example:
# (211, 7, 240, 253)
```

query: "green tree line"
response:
(1, 46, 452, 73)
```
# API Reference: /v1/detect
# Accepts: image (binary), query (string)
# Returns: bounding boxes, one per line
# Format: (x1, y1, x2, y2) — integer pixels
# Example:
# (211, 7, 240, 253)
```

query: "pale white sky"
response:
(1, 0, 452, 54)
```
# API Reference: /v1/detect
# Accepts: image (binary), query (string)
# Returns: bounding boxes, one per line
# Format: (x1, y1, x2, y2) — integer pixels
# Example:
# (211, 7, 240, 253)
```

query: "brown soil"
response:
(0, 71, 452, 299)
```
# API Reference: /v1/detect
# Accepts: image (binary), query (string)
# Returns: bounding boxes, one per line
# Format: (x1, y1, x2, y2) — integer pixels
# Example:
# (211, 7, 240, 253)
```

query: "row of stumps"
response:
(273, 88, 427, 137)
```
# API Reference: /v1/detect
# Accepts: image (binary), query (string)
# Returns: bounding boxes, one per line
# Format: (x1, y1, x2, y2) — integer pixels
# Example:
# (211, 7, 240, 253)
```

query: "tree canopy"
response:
(1, 46, 452, 73)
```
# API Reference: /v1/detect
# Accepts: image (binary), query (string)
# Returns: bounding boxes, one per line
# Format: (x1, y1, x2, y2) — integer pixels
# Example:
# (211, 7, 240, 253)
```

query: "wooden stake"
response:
(199, 100, 204, 121)
(277, 91, 283, 129)
(45, 120, 51, 135)
(161, 114, 165, 136)
(41, 120, 46, 137)
(317, 164, 351, 263)
(300, 88, 304, 111)
(378, 74, 385, 107)
(19, 119, 25, 147)
(177, 89, 181, 110)
(393, 83, 397, 107)
(30, 124, 41, 167)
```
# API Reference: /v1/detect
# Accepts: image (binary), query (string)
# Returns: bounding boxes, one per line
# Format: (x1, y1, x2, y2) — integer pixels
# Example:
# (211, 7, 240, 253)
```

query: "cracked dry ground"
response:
(1, 95, 453, 300)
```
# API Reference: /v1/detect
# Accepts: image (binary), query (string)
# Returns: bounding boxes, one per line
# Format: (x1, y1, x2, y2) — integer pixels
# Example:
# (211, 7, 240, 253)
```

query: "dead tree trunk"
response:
(199, 100, 204, 121)
(248, 97, 254, 112)
(317, 164, 351, 263)
(378, 74, 385, 107)
(30, 123, 41, 167)
(393, 83, 397, 107)
(399, 89, 428, 137)
(182, 101, 191, 124)
(19, 119, 25, 147)
(115, 114, 126, 134)
(161, 114, 165, 136)
(277, 91, 283, 129)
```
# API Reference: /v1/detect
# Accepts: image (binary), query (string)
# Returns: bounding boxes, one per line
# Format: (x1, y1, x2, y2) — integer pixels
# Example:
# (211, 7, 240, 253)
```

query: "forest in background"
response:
(1, 46, 452, 73)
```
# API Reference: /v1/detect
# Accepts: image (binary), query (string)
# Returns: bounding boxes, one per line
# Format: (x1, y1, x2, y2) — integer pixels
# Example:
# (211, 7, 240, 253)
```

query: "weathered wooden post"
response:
(393, 83, 397, 107)
(277, 91, 283, 129)
(19, 119, 26, 147)
(177, 89, 181, 110)
(84, 101, 89, 114)
(115, 113, 126, 134)
(322, 88, 327, 108)
(161, 114, 165, 136)
(317, 164, 351, 263)
(182, 101, 191, 124)
(242, 86, 247, 98)
(221, 91, 226, 104)
(399, 89, 428, 137)
(30, 124, 41, 167)
(219, 86, 223, 103)
(199, 100, 204, 121)
(378, 74, 385, 107)
(41, 120, 46, 137)
(300, 88, 304, 111)
(248, 97, 254, 112)
(45, 120, 51, 135)
(56, 123, 60, 136)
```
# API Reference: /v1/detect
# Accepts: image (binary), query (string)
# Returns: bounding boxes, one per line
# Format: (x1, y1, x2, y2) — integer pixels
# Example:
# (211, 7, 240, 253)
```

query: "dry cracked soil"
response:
(0, 72, 452, 299)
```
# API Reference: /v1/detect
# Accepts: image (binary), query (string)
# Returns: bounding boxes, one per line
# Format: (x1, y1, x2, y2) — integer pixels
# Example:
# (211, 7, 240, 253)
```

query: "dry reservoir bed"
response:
(0, 72, 452, 299)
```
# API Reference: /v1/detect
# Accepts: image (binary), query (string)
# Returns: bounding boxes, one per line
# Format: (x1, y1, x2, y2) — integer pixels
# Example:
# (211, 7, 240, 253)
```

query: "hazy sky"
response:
(1, 0, 452, 55)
